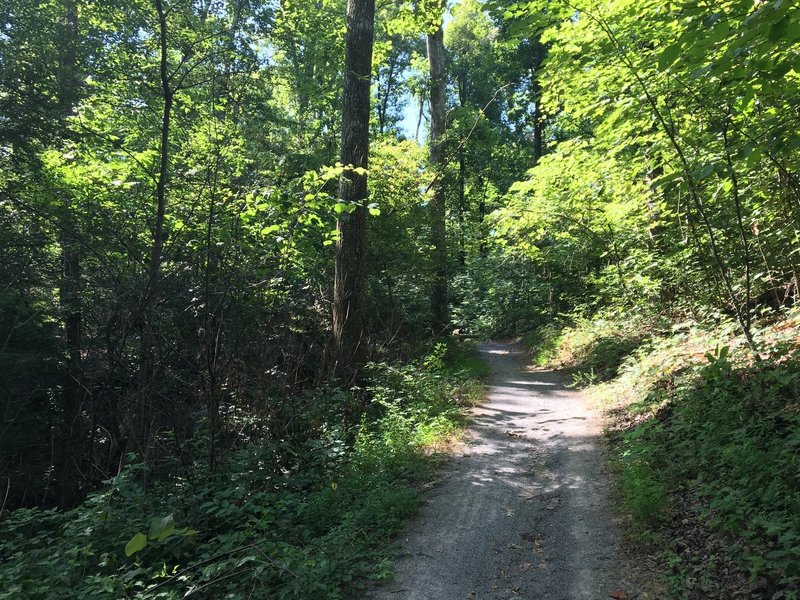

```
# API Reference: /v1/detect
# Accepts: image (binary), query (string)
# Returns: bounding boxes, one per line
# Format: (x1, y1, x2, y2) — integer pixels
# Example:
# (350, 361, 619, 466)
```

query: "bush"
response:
(598, 312, 800, 593)
(0, 346, 487, 599)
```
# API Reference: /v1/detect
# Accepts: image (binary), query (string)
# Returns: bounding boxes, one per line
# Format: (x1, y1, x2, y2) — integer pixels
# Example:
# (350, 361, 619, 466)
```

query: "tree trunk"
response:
(332, 0, 375, 386)
(531, 42, 545, 164)
(457, 151, 466, 266)
(56, 0, 84, 508)
(478, 175, 488, 256)
(427, 22, 448, 335)
(204, 0, 243, 473)
(415, 97, 424, 142)
(136, 0, 173, 453)
(457, 79, 466, 267)
(377, 55, 396, 134)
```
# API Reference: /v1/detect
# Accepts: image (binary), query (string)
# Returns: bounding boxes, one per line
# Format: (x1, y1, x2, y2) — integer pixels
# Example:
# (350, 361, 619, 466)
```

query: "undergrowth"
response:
(527, 309, 659, 383)
(0, 342, 485, 599)
(531, 309, 800, 597)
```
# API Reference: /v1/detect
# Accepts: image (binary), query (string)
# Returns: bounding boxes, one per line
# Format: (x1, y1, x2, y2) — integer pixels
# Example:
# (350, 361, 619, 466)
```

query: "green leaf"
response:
(148, 514, 175, 542)
(696, 163, 716, 179)
(703, 12, 723, 27)
(729, 66, 747, 80)
(737, 145, 753, 160)
(367, 202, 381, 216)
(125, 533, 147, 557)
(788, 22, 800, 43)
(657, 44, 682, 71)
(745, 147, 764, 168)
(260, 224, 280, 236)
(768, 16, 790, 42)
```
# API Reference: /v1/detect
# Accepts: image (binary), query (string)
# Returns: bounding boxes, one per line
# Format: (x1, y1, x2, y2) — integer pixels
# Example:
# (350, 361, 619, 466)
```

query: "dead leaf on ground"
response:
(505, 429, 525, 438)
(609, 591, 628, 600)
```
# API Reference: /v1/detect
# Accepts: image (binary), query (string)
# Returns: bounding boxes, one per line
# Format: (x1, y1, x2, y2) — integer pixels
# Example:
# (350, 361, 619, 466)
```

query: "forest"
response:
(0, 0, 799, 597)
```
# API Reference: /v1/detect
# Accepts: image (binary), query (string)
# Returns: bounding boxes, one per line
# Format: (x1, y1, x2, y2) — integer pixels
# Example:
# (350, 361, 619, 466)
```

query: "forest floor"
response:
(366, 341, 635, 600)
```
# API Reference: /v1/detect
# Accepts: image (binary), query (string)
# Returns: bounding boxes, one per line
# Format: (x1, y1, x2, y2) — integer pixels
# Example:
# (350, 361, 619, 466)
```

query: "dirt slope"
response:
(365, 342, 630, 600)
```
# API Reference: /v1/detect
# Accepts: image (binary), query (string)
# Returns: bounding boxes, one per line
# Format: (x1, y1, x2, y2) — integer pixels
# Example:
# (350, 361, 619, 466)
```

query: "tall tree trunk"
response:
(457, 151, 466, 266)
(427, 21, 448, 335)
(415, 97, 424, 142)
(377, 55, 396, 134)
(478, 175, 488, 256)
(457, 78, 466, 267)
(332, 0, 375, 386)
(136, 0, 173, 453)
(531, 42, 545, 164)
(56, 0, 84, 508)
(204, 0, 243, 473)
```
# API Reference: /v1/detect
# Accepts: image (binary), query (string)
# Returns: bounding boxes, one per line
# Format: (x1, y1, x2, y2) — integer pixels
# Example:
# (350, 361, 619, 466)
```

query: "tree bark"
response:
(457, 78, 466, 267)
(332, 0, 375, 385)
(135, 0, 173, 452)
(478, 175, 488, 256)
(427, 22, 448, 335)
(56, 0, 84, 508)
(457, 151, 466, 266)
(377, 54, 396, 134)
(531, 42, 545, 164)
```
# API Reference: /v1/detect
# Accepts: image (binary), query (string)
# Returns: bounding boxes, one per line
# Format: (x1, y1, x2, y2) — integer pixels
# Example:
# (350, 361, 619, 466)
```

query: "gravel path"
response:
(365, 341, 628, 600)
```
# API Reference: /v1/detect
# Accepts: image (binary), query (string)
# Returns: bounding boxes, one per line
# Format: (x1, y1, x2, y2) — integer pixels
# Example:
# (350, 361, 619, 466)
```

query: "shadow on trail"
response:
(365, 341, 625, 600)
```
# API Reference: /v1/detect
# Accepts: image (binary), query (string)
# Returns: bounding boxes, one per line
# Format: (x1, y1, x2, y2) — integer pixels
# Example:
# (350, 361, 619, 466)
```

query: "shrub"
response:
(0, 345, 488, 599)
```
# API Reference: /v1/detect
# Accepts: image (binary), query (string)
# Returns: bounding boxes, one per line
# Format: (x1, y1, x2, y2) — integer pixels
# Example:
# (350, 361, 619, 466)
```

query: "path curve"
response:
(366, 342, 627, 600)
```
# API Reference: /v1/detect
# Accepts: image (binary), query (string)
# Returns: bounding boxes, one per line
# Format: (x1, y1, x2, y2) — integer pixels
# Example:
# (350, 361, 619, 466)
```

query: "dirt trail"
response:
(366, 342, 629, 600)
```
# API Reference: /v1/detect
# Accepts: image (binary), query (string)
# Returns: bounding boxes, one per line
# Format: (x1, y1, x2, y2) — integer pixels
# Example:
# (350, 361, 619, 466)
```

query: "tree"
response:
(332, 0, 376, 384)
(56, 0, 84, 508)
(134, 0, 174, 454)
(426, 1, 448, 334)
(374, 34, 419, 136)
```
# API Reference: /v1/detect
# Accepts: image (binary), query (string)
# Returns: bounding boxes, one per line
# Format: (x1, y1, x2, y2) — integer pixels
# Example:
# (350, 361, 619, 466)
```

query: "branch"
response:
(423, 83, 512, 194)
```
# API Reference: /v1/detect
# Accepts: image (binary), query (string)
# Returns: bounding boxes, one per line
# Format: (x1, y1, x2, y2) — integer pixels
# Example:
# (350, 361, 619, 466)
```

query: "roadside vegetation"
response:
(0, 342, 485, 599)
(531, 310, 800, 599)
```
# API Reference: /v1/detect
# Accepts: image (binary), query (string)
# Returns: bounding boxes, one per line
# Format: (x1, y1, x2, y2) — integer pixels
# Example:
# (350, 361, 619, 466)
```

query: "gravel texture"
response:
(365, 341, 629, 600)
